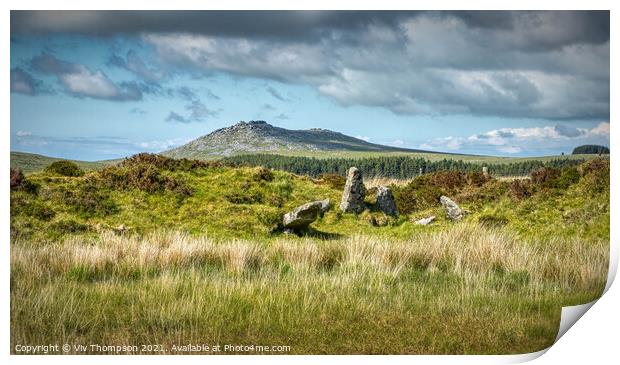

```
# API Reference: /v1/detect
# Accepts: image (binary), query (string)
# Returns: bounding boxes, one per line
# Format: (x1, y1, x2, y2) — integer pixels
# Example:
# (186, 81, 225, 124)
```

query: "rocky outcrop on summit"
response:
(340, 167, 365, 213)
(163, 120, 427, 159)
(376, 186, 398, 216)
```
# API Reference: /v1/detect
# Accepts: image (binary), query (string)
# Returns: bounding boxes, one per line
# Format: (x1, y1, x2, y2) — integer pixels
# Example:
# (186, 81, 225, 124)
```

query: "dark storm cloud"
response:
(11, 10, 609, 49)
(11, 10, 610, 120)
(11, 10, 407, 41)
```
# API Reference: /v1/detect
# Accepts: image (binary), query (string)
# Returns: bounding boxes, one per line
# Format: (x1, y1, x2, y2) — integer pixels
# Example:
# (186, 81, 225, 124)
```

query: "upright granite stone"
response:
(340, 167, 365, 213)
(440, 196, 464, 221)
(376, 186, 399, 216)
(283, 200, 324, 230)
(482, 166, 489, 178)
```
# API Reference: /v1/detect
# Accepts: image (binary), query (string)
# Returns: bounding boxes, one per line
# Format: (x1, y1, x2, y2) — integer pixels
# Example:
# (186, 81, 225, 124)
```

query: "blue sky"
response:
(10, 11, 610, 160)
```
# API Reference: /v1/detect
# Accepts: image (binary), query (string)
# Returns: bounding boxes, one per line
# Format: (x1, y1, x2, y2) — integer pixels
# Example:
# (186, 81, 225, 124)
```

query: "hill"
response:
(163, 120, 436, 159)
(10, 151, 110, 174)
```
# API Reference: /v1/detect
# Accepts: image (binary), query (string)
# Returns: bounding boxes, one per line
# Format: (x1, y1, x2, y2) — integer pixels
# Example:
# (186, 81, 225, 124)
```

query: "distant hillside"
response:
(572, 145, 610, 155)
(10, 151, 109, 174)
(164, 120, 435, 159)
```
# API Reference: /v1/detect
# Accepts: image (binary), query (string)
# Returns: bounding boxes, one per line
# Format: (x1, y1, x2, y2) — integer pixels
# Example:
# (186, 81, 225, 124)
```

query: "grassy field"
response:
(10, 154, 610, 354)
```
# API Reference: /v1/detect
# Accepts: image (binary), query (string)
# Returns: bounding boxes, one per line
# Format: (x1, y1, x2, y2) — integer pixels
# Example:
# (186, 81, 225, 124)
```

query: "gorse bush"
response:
(44, 161, 84, 177)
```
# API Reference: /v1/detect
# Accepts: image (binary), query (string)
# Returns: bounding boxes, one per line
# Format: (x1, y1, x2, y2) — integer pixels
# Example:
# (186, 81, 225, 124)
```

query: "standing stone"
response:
(283, 201, 323, 230)
(482, 166, 489, 178)
(419, 167, 424, 175)
(376, 186, 399, 216)
(340, 167, 365, 213)
(440, 196, 464, 221)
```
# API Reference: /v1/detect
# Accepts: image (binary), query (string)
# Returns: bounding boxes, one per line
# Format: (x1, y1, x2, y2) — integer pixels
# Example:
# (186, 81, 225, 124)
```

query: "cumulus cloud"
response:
(135, 11, 608, 120)
(355, 135, 370, 142)
(16, 130, 32, 137)
(30, 53, 142, 101)
(426, 121, 610, 155)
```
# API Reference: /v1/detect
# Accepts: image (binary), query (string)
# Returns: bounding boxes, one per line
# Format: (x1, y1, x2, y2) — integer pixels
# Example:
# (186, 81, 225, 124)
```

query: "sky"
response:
(10, 10, 610, 160)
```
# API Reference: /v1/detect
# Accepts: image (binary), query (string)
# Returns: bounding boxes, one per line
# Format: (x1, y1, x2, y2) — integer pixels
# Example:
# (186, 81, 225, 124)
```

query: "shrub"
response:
(466, 171, 490, 187)
(10, 168, 39, 193)
(44, 161, 84, 177)
(430, 170, 467, 192)
(530, 167, 560, 187)
(578, 158, 609, 194)
(317, 173, 346, 190)
(224, 190, 264, 204)
(578, 158, 609, 177)
(96, 164, 193, 197)
(253, 167, 274, 182)
(509, 179, 531, 200)
(556, 167, 580, 189)
(21, 201, 55, 221)
(120, 153, 210, 171)
(63, 184, 119, 217)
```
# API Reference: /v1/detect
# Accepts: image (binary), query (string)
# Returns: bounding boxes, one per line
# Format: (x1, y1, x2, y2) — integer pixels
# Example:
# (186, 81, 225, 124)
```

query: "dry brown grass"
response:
(364, 175, 413, 189)
(12, 223, 607, 292)
(11, 223, 608, 354)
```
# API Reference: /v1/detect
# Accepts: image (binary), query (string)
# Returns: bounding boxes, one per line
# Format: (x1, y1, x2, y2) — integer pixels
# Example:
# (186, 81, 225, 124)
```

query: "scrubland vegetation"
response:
(10, 154, 610, 354)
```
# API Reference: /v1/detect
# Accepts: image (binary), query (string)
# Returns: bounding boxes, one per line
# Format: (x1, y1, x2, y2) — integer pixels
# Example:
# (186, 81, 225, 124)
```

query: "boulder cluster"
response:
(282, 166, 465, 232)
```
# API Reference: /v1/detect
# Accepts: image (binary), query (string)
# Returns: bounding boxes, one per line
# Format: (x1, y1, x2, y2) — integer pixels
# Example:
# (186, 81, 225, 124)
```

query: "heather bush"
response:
(10, 168, 39, 193)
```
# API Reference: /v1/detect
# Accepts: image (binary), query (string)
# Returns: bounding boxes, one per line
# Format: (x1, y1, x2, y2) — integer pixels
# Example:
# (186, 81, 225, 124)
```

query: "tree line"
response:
(221, 154, 587, 178)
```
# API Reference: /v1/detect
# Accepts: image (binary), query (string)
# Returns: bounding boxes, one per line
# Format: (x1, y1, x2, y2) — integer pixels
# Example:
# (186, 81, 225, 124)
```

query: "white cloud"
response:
(355, 135, 370, 142)
(137, 138, 188, 151)
(389, 139, 405, 146)
(425, 122, 609, 155)
(60, 66, 119, 99)
(16, 130, 32, 137)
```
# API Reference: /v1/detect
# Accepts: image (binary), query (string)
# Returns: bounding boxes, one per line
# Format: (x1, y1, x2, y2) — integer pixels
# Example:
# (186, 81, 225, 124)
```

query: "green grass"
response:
(10, 155, 610, 354)
(11, 225, 607, 354)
